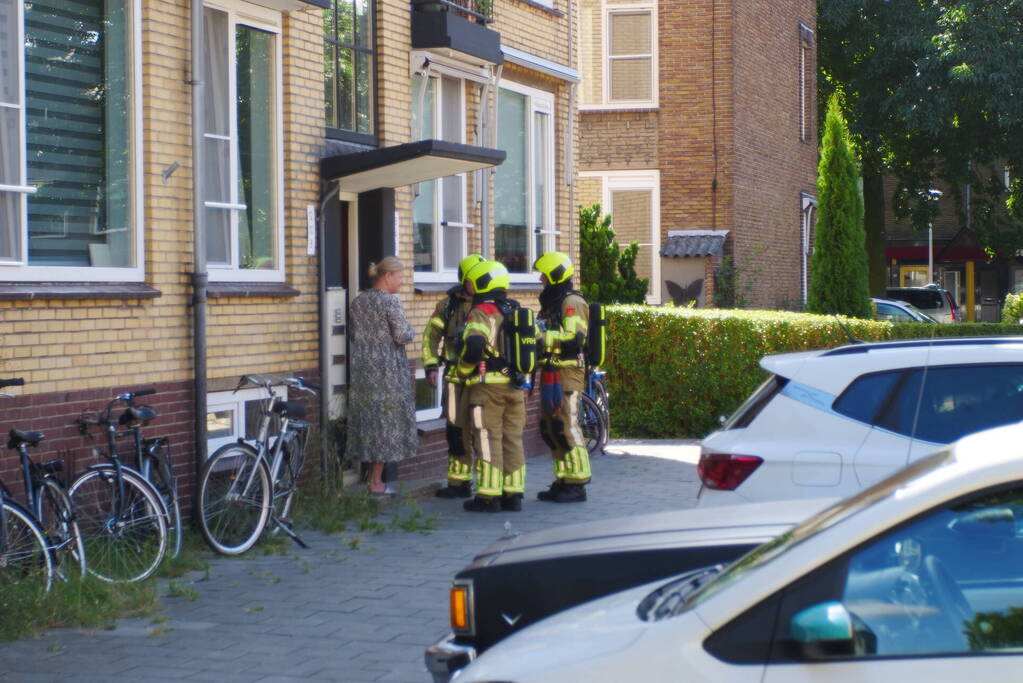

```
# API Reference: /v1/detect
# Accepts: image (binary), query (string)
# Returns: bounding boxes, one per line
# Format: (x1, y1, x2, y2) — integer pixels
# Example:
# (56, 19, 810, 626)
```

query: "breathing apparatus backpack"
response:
(587, 301, 608, 368)
(493, 299, 538, 388)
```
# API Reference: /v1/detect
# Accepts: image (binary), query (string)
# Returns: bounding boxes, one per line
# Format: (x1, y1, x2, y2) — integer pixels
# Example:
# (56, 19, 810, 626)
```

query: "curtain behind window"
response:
(25, 0, 131, 266)
(495, 89, 528, 272)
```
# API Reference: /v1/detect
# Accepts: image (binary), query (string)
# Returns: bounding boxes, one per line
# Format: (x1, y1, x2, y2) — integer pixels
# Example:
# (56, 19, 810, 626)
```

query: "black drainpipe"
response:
(190, 0, 208, 508)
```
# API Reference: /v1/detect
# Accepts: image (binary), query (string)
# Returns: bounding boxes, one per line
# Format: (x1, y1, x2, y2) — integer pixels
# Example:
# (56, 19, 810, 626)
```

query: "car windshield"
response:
(685, 447, 958, 609)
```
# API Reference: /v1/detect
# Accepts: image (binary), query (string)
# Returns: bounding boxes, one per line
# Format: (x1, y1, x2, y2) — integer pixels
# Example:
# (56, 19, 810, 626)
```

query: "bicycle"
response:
(70, 389, 168, 583)
(584, 367, 610, 450)
(0, 378, 57, 592)
(198, 375, 316, 556)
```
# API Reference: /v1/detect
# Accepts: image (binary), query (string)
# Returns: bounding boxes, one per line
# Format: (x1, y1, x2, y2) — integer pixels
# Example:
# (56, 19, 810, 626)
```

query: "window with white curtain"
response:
(495, 82, 554, 277)
(0, 0, 142, 280)
(204, 2, 283, 281)
(605, 5, 656, 107)
(412, 73, 468, 280)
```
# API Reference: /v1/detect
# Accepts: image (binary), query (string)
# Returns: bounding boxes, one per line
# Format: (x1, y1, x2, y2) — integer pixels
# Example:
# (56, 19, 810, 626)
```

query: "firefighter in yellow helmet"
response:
(455, 260, 527, 512)
(422, 254, 486, 498)
(533, 251, 591, 503)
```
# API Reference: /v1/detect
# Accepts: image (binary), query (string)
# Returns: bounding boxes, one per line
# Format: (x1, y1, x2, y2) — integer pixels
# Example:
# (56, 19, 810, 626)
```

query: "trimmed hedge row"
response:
(604, 306, 1023, 438)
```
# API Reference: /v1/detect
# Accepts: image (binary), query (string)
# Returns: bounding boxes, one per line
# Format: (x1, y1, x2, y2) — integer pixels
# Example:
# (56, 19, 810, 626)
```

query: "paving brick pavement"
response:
(0, 440, 702, 683)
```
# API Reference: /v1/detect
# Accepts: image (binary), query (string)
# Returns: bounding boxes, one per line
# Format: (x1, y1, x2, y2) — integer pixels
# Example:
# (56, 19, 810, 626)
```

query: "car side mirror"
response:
(790, 601, 877, 660)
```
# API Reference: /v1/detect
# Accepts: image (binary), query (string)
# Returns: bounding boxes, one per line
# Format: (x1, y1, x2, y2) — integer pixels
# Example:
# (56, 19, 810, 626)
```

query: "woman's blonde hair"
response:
(368, 256, 404, 281)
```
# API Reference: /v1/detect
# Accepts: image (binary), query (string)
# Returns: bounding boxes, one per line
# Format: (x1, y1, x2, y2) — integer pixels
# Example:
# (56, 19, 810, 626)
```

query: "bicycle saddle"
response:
(272, 400, 306, 419)
(119, 405, 157, 424)
(8, 429, 44, 448)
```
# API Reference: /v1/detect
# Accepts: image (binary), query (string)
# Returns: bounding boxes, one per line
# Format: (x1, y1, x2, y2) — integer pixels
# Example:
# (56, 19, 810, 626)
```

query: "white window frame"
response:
(204, 0, 285, 283)
(0, 0, 144, 281)
(580, 169, 661, 303)
(584, 2, 657, 111)
(496, 80, 556, 283)
(206, 384, 287, 455)
(799, 23, 814, 143)
(412, 71, 470, 284)
(414, 367, 443, 422)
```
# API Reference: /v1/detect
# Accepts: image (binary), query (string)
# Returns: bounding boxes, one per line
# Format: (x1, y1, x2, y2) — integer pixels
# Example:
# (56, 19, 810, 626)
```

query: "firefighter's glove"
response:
(540, 368, 563, 416)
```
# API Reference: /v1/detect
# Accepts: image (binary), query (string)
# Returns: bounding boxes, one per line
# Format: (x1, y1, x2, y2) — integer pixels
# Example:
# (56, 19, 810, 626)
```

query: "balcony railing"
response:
(411, 0, 493, 25)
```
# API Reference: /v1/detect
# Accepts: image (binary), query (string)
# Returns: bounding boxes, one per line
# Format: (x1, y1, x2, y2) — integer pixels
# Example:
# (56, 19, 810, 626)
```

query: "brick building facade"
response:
(0, 0, 579, 512)
(577, 0, 818, 309)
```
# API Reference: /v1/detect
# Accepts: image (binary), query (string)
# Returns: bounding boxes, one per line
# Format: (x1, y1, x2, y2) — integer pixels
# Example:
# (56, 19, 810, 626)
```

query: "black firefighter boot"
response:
(536, 480, 564, 501)
(435, 481, 473, 499)
(463, 496, 501, 513)
(500, 493, 523, 512)
(550, 483, 587, 503)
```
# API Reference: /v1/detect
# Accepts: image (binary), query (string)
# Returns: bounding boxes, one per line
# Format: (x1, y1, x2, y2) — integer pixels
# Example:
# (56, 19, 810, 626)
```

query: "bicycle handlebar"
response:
(0, 378, 24, 389)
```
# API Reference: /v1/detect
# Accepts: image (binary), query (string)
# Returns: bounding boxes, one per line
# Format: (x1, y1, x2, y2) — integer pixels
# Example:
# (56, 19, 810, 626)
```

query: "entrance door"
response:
(324, 198, 354, 418)
(977, 267, 999, 322)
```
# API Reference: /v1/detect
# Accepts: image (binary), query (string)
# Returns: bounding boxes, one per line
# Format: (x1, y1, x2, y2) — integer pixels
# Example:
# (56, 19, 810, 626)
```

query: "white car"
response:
(698, 336, 1023, 507)
(454, 422, 1023, 682)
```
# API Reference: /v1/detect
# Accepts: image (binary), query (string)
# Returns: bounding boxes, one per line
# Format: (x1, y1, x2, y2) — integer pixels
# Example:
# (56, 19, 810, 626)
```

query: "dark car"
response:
(424, 498, 832, 682)
(886, 285, 959, 323)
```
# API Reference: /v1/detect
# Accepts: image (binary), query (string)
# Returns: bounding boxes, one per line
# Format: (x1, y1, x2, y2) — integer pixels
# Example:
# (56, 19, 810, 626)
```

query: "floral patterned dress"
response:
(346, 288, 419, 463)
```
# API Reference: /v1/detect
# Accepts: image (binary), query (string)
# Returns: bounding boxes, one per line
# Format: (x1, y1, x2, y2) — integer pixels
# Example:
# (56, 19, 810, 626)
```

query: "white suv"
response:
(697, 337, 1023, 507)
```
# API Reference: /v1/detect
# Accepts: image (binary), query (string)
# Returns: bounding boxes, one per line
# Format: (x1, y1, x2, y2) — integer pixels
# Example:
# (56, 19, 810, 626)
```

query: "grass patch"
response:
(389, 497, 440, 534)
(0, 575, 157, 642)
(166, 581, 199, 602)
(292, 486, 382, 535)
(157, 531, 212, 579)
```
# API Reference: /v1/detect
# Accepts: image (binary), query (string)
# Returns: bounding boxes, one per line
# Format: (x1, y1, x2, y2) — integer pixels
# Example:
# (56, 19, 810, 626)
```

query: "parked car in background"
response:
(455, 423, 1023, 682)
(698, 337, 1023, 508)
(425, 498, 832, 682)
(872, 297, 937, 323)
(886, 285, 959, 323)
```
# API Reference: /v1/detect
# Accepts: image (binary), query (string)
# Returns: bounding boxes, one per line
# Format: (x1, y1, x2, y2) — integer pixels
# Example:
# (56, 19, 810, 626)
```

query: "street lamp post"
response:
(926, 188, 943, 285)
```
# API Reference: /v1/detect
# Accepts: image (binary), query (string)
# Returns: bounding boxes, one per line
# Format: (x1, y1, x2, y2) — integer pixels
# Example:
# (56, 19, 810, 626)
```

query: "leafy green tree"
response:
(818, 0, 1023, 293)
(807, 95, 872, 318)
(578, 204, 648, 304)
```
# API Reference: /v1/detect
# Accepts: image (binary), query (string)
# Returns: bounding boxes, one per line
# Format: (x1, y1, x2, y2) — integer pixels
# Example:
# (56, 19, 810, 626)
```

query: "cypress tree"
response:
(807, 94, 872, 318)
(578, 203, 648, 304)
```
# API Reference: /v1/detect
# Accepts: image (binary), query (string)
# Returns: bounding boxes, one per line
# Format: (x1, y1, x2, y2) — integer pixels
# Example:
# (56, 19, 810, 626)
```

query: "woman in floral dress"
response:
(346, 257, 419, 494)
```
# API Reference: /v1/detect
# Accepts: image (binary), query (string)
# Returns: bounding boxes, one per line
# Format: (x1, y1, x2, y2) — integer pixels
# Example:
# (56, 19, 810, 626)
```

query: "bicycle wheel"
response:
(594, 377, 610, 429)
(146, 439, 183, 559)
(0, 500, 54, 593)
(198, 442, 271, 556)
(68, 468, 168, 583)
(36, 478, 86, 581)
(271, 426, 307, 524)
(577, 392, 607, 456)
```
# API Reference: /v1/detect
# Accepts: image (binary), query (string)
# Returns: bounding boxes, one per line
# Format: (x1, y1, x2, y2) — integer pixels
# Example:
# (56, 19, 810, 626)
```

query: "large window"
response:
(605, 5, 656, 107)
(206, 385, 286, 454)
(204, 2, 283, 281)
(324, 0, 373, 136)
(0, 0, 142, 280)
(412, 73, 468, 279)
(581, 170, 660, 301)
(495, 82, 554, 276)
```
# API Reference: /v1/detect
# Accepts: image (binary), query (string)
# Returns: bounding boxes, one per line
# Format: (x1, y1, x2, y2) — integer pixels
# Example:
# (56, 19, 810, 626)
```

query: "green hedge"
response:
(604, 306, 1023, 438)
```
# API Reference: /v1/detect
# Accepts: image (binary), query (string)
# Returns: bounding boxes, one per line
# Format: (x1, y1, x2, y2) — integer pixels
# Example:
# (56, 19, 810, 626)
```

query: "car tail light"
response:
(698, 452, 763, 490)
(449, 580, 474, 634)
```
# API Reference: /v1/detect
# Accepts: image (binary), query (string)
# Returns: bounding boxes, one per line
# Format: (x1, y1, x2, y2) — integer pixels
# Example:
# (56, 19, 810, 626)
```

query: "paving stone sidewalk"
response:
(0, 440, 702, 683)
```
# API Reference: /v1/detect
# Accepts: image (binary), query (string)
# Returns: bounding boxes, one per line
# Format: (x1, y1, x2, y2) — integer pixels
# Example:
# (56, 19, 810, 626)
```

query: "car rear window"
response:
(876, 364, 1023, 443)
(833, 370, 904, 424)
(722, 375, 788, 429)
(887, 289, 944, 310)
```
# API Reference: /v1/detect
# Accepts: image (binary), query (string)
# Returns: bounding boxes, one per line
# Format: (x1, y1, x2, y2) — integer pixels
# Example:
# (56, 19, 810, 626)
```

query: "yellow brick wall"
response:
(379, 0, 580, 366)
(0, 1, 322, 396)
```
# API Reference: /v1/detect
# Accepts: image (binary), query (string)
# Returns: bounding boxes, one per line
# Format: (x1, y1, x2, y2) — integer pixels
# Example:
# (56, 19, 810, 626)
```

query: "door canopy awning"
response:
(320, 139, 505, 193)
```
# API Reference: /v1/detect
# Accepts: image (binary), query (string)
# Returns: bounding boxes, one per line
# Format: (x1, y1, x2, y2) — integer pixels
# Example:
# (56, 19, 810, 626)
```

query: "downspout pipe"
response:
(191, 0, 208, 502)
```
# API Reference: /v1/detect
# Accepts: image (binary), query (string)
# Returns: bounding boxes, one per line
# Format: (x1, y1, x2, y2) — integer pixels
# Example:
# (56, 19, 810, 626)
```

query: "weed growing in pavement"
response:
(292, 486, 383, 535)
(389, 496, 440, 534)
(46, 643, 64, 654)
(0, 575, 157, 642)
(347, 536, 363, 550)
(156, 531, 212, 579)
(149, 625, 175, 637)
(245, 604, 265, 614)
(167, 581, 199, 602)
